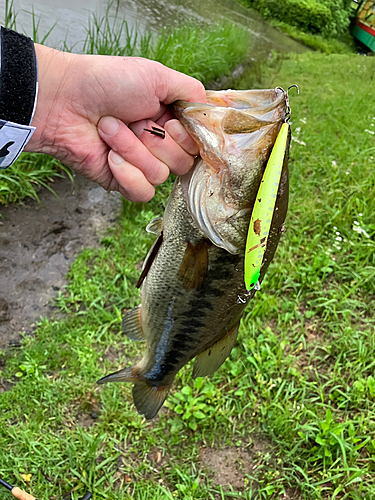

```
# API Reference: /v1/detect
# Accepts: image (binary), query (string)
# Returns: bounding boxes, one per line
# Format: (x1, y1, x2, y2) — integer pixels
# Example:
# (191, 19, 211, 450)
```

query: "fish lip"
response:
(174, 88, 287, 114)
(173, 99, 195, 111)
(173, 100, 215, 114)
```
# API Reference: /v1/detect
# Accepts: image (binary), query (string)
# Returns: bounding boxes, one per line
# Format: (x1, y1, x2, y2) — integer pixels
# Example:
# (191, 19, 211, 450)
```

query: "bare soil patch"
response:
(0, 174, 122, 349)
(200, 436, 302, 499)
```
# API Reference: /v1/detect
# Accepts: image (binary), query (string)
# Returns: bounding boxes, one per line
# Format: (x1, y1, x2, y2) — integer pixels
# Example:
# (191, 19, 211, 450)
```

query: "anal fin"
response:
(133, 383, 170, 420)
(193, 323, 239, 378)
(122, 305, 145, 341)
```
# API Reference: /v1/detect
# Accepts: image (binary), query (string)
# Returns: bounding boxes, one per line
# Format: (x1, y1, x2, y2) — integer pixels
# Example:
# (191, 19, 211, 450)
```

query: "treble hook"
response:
(276, 84, 299, 122)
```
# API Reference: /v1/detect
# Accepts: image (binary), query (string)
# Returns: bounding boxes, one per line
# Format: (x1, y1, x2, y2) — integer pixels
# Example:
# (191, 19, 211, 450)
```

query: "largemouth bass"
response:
(98, 88, 290, 420)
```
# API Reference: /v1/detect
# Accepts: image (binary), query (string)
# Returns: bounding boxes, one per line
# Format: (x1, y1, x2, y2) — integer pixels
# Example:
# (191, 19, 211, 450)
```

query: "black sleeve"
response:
(0, 26, 38, 126)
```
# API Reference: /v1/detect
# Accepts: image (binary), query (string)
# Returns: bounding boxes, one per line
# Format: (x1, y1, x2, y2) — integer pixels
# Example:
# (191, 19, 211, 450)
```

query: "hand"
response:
(25, 44, 206, 201)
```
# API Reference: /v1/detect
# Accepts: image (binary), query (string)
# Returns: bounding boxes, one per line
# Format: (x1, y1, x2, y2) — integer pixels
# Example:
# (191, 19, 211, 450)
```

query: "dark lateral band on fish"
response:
(143, 126, 166, 139)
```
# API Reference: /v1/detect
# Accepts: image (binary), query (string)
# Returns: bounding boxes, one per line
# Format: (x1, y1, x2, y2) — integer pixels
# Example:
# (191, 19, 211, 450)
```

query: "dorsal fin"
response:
(193, 323, 239, 378)
(136, 232, 163, 289)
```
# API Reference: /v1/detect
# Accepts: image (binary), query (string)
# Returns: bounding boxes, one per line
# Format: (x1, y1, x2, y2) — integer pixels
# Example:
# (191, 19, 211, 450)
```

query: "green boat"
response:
(352, 0, 375, 51)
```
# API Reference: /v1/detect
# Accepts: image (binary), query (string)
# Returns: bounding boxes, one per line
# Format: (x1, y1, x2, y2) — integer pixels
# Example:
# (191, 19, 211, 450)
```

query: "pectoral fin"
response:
(122, 305, 145, 341)
(193, 323, 239, 378)
(178, 240, 210, 291)
(146, 217, 163, 235)
(187, 164, 240, 254)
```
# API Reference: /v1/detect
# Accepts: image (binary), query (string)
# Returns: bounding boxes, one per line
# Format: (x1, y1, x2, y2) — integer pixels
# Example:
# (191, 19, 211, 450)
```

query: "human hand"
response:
(25, 44, 206, 201)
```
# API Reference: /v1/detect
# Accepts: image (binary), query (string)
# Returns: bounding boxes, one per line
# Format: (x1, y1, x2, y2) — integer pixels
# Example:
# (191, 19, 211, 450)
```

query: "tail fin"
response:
(97, 367, 136, 385)
(132, 383, 170, 420)
(97, 368, 170, 420)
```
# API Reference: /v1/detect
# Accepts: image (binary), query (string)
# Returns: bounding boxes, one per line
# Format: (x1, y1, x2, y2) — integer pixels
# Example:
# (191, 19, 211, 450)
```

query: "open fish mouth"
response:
(173, 88, 287, 254)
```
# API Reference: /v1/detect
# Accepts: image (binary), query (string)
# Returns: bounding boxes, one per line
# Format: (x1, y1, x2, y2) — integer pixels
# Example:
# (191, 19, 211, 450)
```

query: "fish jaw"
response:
(174, 89, 287, 254)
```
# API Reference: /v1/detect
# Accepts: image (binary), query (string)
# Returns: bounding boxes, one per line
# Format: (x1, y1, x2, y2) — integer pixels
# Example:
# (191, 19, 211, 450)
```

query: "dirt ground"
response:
(0, 174, 122, 349)
(200, 439, 302, 499)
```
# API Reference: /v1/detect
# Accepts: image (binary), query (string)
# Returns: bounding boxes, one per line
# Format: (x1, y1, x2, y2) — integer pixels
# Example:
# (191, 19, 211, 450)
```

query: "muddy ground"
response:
(0, 174, 122, 349)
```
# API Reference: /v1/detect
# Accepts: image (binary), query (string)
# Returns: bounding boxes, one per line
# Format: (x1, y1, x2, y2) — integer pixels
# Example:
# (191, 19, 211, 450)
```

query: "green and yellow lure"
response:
(244, 122, 290, 291)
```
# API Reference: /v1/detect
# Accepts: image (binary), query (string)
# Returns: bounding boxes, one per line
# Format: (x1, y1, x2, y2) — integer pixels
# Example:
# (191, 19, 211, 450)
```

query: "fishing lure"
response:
(244, 122, 290, 291)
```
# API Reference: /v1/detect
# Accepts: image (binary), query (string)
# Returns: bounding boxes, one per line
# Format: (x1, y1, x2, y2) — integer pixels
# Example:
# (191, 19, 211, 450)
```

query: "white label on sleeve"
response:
(0, 119, 36, 169)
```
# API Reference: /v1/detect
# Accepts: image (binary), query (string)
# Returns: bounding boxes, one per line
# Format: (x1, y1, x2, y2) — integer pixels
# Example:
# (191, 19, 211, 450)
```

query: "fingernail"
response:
(99, 116, 120, 137)
(166, 120, 188, 142)
(109, 150, 123, 165)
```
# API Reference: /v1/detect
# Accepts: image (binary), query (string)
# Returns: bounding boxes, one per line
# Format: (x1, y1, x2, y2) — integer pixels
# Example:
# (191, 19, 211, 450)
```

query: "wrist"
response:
(24, 44, 76, 156)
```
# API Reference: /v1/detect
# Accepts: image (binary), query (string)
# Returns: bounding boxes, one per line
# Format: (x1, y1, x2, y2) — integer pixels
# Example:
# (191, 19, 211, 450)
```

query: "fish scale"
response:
(98, 89, 290, 420)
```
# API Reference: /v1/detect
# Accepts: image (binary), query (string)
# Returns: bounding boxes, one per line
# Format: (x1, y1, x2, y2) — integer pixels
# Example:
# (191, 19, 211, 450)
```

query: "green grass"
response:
(83, 8, 250, 83)
(235, 0, 357, 54)
(0, 4, 250, 206)
(0, 154, 72, 205)
(268, 20, 355, 54)
(1, 51, 375, 499)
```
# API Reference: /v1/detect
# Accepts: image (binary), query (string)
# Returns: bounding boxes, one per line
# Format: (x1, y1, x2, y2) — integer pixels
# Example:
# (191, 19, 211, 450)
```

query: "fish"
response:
(98, 88, 290, 420)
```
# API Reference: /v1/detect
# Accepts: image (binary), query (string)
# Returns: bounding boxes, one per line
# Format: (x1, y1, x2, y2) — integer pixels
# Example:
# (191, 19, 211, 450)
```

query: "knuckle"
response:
(117, 135, 137, 159)
(171, 153, 194, 176)
(151, 161, 169, 185)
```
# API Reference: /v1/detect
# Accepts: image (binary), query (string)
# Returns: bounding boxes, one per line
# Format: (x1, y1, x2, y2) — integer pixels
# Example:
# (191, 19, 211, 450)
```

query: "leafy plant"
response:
(166, 378, 219, 432)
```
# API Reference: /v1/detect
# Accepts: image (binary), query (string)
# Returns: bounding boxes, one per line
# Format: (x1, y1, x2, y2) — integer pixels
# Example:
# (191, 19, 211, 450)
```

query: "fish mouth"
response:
(174, 88, 286, 113)
(174, 89, 286, 142)
(173, 100, 215, 122)
(174, 89, 287, 254)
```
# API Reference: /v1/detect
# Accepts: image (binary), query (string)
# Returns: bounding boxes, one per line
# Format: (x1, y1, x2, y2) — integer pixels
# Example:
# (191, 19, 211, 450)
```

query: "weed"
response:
(166, 378, 219, 432)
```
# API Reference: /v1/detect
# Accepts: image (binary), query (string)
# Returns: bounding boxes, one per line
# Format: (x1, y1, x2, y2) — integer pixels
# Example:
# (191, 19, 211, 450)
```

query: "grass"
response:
(0, 4, 250, 206)
(83, 7, 250, 83)
(1, 51, 375, 499)
(235, 0, 357, 54)
(0, 154, 72, 205)
(267, 20, 355, 54)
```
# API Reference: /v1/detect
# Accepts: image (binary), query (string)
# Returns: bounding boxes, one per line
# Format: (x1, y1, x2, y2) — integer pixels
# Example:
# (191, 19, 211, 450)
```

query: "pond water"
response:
(1, 0, 305, 58)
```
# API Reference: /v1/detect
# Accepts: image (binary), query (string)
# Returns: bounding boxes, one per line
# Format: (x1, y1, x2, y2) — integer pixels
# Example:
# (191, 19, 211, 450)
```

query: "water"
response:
(1, 0, 305, 56)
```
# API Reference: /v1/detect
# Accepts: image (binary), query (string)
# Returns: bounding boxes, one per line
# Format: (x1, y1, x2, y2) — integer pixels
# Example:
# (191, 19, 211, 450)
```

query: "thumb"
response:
(155, 64, 207, 105)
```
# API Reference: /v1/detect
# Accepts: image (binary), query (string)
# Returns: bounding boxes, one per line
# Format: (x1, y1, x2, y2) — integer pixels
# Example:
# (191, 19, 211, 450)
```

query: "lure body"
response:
(244, 123, 290, 290)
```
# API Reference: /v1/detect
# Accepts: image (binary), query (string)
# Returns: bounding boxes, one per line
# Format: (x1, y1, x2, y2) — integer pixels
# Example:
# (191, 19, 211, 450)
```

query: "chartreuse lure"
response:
(244, 122, 289, 291)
